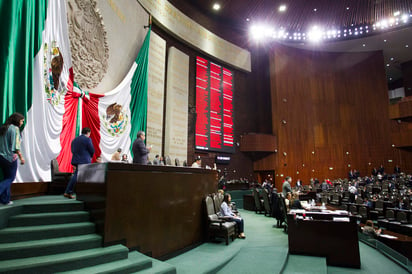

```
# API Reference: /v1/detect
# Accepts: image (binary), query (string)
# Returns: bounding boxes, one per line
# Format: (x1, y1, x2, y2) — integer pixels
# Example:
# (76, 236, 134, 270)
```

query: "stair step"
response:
(0, 244, 129, 274)
(22, 201, 84, 214)
(135, 258, 176, 274)
(0, 234, 102, 260)
(56, 251, 153, 274)
(0, 222, 95, 243)
(7, 211, 90, 227)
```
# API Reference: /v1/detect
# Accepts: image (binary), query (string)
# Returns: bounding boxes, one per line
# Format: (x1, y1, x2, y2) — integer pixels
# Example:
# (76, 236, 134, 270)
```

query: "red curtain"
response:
(82, 93, 103, 163)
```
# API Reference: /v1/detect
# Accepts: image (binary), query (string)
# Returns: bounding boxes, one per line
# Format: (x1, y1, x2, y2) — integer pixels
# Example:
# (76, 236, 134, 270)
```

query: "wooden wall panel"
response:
(258, 45, 412, 188)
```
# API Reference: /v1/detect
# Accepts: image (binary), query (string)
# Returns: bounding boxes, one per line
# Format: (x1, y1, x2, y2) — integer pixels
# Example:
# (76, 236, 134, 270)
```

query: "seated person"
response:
(111, 148, 122, 161)
(290, 192, 303, 210)
(191, 157, 202, 168)
(284, 192, 292, 212)
(362, 220, 381, 237)
(220, 194, 246, 239)
(121, 154, 129, 163)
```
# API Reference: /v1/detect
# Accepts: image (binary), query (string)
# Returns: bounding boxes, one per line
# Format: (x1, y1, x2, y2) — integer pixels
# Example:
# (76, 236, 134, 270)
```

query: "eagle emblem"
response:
(44, 41, 67, 106)
(102, 102, 129, 137)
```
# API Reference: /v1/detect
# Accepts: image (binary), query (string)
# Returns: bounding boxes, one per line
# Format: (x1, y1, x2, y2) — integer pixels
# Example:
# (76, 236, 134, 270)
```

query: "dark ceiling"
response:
(169, 0, 412, 85)
(192, 0, 412, 31)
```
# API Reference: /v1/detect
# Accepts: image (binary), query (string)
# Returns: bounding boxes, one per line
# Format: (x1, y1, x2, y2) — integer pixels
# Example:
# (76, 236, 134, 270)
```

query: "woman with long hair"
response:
(0, 112, 25, 205)
(220, 193, 246, 239)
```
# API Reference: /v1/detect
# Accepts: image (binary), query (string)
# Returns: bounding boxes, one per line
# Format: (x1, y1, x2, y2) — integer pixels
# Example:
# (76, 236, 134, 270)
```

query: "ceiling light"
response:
(246, 18, 250, 22)
(406, 45, 409, 48)
(394, 11, 400, 17)
(346, 7, 350, 10)
(313, 8, 317, 12)
(307, 26, 324, 42)
(278, 4, 287, 12)
(362, 44, 366, 47)
(212, 3, 221, 11)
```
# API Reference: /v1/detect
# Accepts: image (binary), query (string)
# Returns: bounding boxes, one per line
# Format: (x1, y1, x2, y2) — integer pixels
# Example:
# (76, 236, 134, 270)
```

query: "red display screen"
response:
(195, 57, 234, 153)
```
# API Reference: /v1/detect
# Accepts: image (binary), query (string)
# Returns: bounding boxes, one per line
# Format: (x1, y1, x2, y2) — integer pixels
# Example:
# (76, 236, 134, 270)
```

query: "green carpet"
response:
(327, 242, 409, 274)
(166, 209, 410, 274)
(167, 209, 289, 274)
(0, 195, 176, 273)
(2, 196, 409, 273)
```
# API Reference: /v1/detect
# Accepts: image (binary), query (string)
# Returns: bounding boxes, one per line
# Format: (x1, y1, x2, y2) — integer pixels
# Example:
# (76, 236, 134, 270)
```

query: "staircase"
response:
(0, 196, 176, 274)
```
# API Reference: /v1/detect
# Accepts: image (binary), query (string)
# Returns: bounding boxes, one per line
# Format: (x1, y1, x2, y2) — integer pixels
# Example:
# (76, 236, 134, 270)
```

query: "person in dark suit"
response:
(282, 176, 292, 197)
(64, 127, 94, 199)
(132, 131, 151, 164)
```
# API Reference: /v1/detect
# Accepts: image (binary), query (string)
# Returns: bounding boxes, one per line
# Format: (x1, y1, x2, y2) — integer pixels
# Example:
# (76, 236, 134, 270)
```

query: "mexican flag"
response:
(58, 28, 151, 172)
(15, 0, 73, 181)
(3, 0, 150, 182)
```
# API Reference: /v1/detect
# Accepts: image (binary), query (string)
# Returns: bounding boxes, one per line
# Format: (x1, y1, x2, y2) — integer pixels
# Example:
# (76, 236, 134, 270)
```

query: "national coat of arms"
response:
(102, 103, 129, 137)
(44, 41, 67, 105)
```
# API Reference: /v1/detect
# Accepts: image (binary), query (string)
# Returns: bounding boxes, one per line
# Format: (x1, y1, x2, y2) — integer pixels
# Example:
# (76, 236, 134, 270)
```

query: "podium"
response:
(287, 209, 361, 268)
(76, 162, 217, 258)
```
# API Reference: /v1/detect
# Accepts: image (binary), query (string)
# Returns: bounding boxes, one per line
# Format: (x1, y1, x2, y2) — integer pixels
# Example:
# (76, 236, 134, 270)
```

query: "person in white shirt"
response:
(220, 194, 246, 239)
(191, 157, 201, 168)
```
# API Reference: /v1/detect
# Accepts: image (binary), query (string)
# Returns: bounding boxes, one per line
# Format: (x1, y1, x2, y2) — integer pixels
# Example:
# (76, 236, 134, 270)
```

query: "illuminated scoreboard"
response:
(195, 56, 234, 153)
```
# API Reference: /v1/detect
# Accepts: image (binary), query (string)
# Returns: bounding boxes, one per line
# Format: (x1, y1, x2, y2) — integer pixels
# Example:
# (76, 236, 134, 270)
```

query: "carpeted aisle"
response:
(167, 210, 289, 274)
(166, 209, 410, 274)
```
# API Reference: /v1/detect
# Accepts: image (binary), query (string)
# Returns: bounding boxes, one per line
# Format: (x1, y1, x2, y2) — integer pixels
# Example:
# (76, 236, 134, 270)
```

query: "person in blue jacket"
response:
(64, 127, 94, 199)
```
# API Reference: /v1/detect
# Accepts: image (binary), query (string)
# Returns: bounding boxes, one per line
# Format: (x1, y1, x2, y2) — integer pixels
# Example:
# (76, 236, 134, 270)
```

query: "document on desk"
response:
(379, 234, 398, 239)
(333, 210, 349, 215)
(290, 209, 306, 214)
(332, 217, 350, 222)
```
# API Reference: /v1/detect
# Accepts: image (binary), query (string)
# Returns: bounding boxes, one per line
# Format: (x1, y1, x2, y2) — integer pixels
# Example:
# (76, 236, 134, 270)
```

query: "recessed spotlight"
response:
(212, 3, 221, 11)
(346, 7, 350, 10)
(384, 39, 387, 42)
(389, 77, 393, 81)
(246, 18, 250, 22)
(406, 45, 409, 48)
(313, 8, 317, 12)
(394, 11, 400, 17)
(362, 44, 366, 47)
(279, 4, 287, 12)
(386, 64, 390, 67)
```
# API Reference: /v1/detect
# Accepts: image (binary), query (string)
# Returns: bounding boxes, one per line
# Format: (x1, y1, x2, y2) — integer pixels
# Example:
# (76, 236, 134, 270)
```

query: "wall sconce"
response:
(348, 164, 351, 167)
(312, 151, 315, 154)
(283, 152, 287, 156)
(329, 167, 334, 170)
(346, 151, 349, 155)
(281, 120, 287, 125)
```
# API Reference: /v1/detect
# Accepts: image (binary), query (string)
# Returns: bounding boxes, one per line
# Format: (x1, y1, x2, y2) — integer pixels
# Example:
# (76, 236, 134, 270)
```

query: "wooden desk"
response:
(288, 210, 360, 268)
(75, 163, 217, 259)
(378, 229, 412, 260)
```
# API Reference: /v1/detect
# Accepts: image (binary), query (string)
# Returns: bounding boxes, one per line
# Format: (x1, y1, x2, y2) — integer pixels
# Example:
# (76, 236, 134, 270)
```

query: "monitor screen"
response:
(195, 56, 235, 153)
